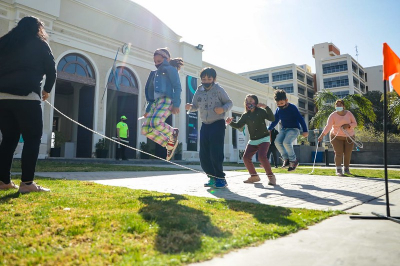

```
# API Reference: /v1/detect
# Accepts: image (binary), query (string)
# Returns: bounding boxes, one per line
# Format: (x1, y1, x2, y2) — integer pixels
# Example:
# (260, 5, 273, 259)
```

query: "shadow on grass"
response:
(0, 191, 20, 203)
(138, 194, 231, 254)
(206, 188, 296, 226)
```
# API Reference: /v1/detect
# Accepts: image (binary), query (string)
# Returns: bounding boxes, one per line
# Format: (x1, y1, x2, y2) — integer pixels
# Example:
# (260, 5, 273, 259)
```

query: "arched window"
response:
(108, 66, 139, 94)
(57, 54, 96, 85)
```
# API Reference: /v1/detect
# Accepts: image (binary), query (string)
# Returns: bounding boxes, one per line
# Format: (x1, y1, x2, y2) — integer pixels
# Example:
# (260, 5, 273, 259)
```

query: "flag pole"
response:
(350, 80, 400, 223)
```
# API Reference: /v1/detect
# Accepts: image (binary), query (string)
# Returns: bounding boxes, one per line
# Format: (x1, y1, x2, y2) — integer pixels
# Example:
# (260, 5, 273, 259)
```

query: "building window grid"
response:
(306, 76, 313, 86)
(273, 84, 294, 94)
(322, 60, 348, 74)
(323, 76, 349, 89)
(297, 71, 305, 82)
(358, 69, 365, 80)
(308, 103, 315, 112)
(352, 62, 358, 73)
(332, 90, 350, 99)
(250, 74, 269, 84)
(272, 70, 293, 82)
(353, 77, 359, 88)
(298, 84, 306, 95)
(307, 90, 314, 99)
(360, 82, 365, 92)
(298, 100, 306, 109)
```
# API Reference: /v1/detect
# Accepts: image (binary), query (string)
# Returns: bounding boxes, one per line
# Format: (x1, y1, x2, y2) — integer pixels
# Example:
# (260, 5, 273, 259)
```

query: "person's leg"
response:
(209, 120, 226, 179)
(116, 143, 121, 160)
(0, 101, 20, 186)
(258, 142, 276, 185)
(282, 128, 300, 162)
(258, 142, 273, 175)
(331, 136, 345, 175)
(242, 144, 261, 183)
(199, 123, 215, 177)
(120, 137, 128, 160)
(15, 101, 43, 183)
(141, 98, 172, 147)
(275, 130, 289, 167)
(270, 145, 279, 167)
(343, 137, 354, 174)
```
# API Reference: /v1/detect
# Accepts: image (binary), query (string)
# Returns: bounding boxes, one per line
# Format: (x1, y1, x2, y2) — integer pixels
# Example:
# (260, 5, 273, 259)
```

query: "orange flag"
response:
(383, 43, 400, 95)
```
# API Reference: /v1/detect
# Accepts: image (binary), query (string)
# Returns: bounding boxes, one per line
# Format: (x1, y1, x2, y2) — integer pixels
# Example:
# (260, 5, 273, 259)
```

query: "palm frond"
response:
(313, 90, 338, 109)
(310, 105, 335, 128)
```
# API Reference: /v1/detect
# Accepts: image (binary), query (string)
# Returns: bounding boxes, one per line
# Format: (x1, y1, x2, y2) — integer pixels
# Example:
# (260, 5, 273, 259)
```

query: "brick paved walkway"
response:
(35, 170, 400, 211)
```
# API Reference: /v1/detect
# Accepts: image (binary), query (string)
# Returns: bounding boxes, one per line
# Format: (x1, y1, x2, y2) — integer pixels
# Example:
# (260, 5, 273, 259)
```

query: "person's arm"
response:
(42, 41, 56, 100)
(347, 111, 357, 129)
(294, 106, 308, 133)
(228, 114, 247, 129)
(144, 72, 155, 113)
(318, 113, 335, 141)
(166, 66, 181, 114)
(258, 103, 275, 122)
(116, 127, 121, 140)
(127, 128, 129, 138)
(186, 89, 200, 112)
(267, 109, 280, 130)
(214, 86, 233, 115)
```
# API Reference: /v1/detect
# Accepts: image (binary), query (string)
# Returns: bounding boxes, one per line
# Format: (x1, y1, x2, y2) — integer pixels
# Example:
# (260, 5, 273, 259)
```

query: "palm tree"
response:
(310, 90, 376, 129)
(388, 91, 400, 129)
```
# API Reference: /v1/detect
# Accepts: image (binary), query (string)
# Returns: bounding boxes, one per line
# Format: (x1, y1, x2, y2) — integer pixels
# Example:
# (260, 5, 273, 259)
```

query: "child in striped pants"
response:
(141, 48, 183, 160)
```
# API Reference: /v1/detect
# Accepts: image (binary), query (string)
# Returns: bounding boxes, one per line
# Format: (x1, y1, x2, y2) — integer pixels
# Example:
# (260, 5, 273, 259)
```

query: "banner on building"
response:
(186, 76, 198, 151)
(237, 127, 246, 163)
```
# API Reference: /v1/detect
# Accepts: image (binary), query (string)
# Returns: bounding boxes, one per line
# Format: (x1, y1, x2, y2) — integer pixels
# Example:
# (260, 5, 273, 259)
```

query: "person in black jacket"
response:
(0, 16, 56, 193)
(267, 128, 280, 168)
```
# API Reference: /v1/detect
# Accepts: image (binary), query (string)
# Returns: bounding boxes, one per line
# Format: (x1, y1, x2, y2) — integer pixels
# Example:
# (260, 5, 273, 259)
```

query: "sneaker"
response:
(0, 181, 19, 190)
(18, 182, 50, 194)
(288, 160, 299, 172)
(281, 159, 290, 168)
(344, 167, 352, 175)
(336, 168, 345, 176)
(204, 177, 216, 187)
(166, 129, 179, 161)
(243, 175, 261, 183)
(214, 178, 228, 189)
(267, 174, 277, 186)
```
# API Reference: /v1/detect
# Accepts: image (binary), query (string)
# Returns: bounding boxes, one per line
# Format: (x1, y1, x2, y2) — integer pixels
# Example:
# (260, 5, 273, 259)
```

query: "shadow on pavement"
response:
(254, 183, 343, 206)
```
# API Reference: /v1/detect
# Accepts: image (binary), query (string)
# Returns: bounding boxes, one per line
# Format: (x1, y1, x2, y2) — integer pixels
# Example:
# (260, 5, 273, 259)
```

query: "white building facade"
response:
(364, 65, 383, 92)
(0, 0, 296, 161)
(239, 64, 316, 127)
(313, 42, 367, 98)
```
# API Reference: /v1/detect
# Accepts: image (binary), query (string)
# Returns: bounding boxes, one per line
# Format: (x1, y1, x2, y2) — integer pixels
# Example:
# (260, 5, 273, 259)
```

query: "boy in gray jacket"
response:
(185, 67, 233, 188)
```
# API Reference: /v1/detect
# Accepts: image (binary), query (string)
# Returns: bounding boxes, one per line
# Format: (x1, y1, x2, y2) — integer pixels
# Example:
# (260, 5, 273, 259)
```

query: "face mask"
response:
(336, 107, 344, 112)
(278, 105, 285, 110)
(202, 82, 213, 89)
(246, 103, 255, 110)
(155, 63, 162, 69)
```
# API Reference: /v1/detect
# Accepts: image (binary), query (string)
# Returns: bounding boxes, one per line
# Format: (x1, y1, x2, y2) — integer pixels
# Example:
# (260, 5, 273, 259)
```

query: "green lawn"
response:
(11, 161, 184, 172)
(0, 177, 341, 265)
(235, 166, 400, 179)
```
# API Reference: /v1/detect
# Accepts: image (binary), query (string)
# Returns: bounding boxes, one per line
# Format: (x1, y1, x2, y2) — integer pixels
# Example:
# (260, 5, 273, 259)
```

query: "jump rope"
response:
(47, 100, 363, 178)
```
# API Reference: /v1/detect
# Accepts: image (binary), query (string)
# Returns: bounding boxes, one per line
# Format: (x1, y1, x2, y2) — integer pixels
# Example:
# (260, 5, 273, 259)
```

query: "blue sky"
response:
(132, 0, 400, 73)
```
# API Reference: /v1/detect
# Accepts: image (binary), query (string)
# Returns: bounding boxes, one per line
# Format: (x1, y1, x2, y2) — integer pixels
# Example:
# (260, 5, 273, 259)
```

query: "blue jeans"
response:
(275, 128, 300, 162)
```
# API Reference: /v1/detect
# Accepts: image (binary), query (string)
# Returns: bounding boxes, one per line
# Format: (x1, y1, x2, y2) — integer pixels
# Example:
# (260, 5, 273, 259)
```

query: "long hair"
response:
(0, 16, 48, 52)
(244, 94, 259, 113)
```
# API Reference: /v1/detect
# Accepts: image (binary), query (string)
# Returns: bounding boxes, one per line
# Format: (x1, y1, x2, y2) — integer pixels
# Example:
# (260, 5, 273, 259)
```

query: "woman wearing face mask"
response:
(226, 95, 276, 185)
(142, 48, 183, 161)
(318, 99, 357, 176)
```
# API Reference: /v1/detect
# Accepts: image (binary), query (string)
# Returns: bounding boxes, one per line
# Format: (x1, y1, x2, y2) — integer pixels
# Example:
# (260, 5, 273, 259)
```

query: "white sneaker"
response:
(18, 182, 50, 194)
(0, 181, 19, 190)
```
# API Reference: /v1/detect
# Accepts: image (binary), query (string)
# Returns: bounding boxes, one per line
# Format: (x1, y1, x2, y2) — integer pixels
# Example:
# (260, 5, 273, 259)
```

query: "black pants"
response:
(199, 120, 225, 179)
(267, 144, 279, 167)
(0, 100, 43, 183)
(116, 137, 128, 160)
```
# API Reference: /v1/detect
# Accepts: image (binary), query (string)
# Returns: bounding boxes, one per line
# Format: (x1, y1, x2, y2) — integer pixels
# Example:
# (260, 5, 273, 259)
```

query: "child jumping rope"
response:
(226, 94, 277, 185)
(141, 48, 183, 160)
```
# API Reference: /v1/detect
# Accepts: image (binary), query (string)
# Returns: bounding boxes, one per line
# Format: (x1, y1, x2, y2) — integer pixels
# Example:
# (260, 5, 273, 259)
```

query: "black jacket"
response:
(0, 37, 56, 96)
